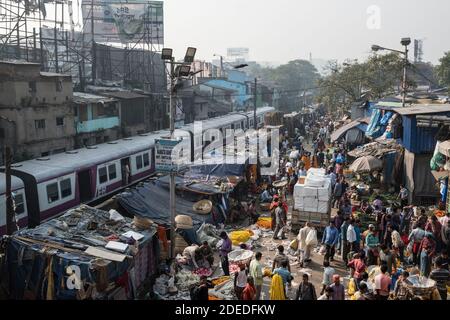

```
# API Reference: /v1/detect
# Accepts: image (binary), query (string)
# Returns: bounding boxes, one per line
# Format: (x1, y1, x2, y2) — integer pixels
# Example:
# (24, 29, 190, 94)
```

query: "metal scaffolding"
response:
(0, 0, 164, 91)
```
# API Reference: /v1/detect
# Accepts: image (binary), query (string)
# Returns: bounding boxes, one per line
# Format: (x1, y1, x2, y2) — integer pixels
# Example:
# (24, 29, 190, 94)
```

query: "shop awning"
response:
(331, 118, 369, 142)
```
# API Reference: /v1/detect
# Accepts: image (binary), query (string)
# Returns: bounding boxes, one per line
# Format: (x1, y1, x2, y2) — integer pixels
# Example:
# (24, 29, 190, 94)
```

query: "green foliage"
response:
(436, 51, 450, 88)
(316, 53, 415, 112)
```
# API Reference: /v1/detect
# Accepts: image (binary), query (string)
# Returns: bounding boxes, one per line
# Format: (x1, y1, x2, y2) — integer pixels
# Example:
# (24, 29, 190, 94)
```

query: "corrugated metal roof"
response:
(73, 92, 117, 104)
(0, 60, 39, 66)
(40, 71, 71, 78)
(375, 103, 450, 115)
(104, 91, 148, 100)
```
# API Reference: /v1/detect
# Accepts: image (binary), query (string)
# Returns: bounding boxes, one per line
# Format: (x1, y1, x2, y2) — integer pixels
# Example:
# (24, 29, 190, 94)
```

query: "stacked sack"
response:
(293, 168, 331, 213)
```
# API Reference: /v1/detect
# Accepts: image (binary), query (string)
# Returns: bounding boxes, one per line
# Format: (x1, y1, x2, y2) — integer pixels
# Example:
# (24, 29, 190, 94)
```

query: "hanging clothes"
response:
(157, 226, 168, 251)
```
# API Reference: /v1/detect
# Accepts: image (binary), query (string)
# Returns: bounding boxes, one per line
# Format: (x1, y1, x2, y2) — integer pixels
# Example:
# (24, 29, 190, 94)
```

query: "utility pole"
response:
(91, 0, 96, 82)
(220, 55, 224, 77)
(253, 78, 257, 130)
(169, 57, 176, 258)
(402, 44, 409, 108)
(162, 47, 197, 258)
(5, 146, 17, 235)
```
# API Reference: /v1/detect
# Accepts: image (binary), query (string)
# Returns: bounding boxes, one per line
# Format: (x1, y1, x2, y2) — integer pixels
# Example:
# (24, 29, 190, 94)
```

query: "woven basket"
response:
(133, 216, 154, 230)
(193, 200, 213, 215)
(175, 215, 193, 229)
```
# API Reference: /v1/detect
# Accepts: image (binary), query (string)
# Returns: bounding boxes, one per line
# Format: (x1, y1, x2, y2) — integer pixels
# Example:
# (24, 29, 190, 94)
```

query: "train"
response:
(0, 107, 275, 234)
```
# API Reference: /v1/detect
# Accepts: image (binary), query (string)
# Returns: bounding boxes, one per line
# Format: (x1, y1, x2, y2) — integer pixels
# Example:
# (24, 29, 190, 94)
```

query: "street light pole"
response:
(372, 38, 411, 107)
(168, 57, 176, 259)
(162, 47, 196, 259)
(402, 44, 409, 108)
(253, 77, 257, 130)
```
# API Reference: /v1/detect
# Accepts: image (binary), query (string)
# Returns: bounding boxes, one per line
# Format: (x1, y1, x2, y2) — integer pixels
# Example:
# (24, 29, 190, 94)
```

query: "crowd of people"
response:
(189, 114, 450, 301)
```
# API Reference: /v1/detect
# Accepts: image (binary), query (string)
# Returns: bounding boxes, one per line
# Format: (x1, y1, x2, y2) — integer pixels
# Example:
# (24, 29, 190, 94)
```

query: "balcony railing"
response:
(76, 117, 119, 133)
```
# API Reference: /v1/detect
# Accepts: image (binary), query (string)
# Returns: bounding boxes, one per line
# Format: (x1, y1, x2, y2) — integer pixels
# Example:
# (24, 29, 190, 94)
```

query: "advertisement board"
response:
(81, 0, 164, 44)
(155, 138, 183, 172)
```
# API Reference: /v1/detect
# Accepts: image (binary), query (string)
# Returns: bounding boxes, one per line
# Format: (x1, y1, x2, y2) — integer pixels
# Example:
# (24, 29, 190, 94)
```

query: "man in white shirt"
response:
(297, 222, 313, 267)
(347, 219, 357, 252)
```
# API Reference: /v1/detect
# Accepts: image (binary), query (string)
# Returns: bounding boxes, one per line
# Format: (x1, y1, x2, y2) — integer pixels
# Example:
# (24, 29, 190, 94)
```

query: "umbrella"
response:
(349, 156, 383, 173)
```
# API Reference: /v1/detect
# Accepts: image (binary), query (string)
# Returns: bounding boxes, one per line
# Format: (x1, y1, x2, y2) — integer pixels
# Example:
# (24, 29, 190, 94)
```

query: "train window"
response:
(136, 155, 143, 170)
(143, 153, 150, 167)
(13, 193, 25, 214)
(60, 179, 72, 198)
(46, 183, 59, 203)
(108, 164, 117, 180)
(99, 167, 108, 184)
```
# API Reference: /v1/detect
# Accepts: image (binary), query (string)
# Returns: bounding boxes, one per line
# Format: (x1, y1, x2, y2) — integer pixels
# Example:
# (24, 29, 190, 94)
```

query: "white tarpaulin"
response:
(438, 140, 450, 157)
(349, 156, 383, 172)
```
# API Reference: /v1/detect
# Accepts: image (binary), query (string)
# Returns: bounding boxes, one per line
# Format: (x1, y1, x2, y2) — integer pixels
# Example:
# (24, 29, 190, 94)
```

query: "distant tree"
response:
(436, 51, 450, 88)
(245, 60, 320, 112)
(316, 53, 414, 112)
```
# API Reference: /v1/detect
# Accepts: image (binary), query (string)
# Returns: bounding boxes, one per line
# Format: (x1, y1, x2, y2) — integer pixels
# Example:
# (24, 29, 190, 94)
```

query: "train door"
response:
(78, 169, 92, 202)
(121, 158, 131, 186)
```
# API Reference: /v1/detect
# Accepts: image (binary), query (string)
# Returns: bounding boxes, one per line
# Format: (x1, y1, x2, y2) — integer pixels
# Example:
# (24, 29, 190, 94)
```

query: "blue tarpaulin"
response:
(188, 163, 246, 177)
(7, 206, 159, 300)
(117, 181, 214, 229)
(366, 109, 393, 139)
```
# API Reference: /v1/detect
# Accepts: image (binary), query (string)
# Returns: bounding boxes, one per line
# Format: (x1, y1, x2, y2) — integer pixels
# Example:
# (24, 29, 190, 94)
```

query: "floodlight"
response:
(401, 38, 411, 46)
(177, 65, 191, 77)
(161, 48, 173, 60)
(184, 47, 197, 63)
(371, 45, 382, 52)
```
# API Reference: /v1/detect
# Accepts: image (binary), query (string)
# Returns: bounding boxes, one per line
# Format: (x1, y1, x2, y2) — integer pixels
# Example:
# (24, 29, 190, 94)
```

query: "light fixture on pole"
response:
(161, 47, 196, 259)
(176, 65, 192, 77)
(184, 47, 197, 63)
(371, 38, 411, 107)
(161, 48, 173, 61)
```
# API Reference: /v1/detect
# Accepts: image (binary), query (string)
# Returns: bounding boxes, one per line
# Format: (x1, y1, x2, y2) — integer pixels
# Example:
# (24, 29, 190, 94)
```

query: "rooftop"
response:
(40, 71, 72, 78)
(73, 92, 118, 104)
(103, 91, 148, 100)
(0, 60, 40, 66)
(375, 103, 450, 116)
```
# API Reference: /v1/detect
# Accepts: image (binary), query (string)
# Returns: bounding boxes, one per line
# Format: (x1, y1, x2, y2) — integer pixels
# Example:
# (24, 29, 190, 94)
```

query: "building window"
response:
(96, 136, 103, 144)
(28, 81, 36, 93)
(56, 117, 64, 126)
(143, 153, 150, 167)
(0, 128, 5, 139)
(104, 136, 109, 143)
(46, 183, 59, 203)
(55, 80, 63, 92)
(13, 193, 25, 214)
(108, 164, 117, 180)
(99, 167, 108, 184)
(136, 155, 143, 170)
(60, 179, 72, 198)
(35, 119, 46, 129)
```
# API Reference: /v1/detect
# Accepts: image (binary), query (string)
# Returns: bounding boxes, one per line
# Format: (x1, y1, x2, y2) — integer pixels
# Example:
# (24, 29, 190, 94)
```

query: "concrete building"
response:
(72, 92, 121, 147)
(0, 60, 74, 163)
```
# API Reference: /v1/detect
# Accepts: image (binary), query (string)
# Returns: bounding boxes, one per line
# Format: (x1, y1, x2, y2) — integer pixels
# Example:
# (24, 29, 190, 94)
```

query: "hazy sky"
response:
(163, 0, 450, 65)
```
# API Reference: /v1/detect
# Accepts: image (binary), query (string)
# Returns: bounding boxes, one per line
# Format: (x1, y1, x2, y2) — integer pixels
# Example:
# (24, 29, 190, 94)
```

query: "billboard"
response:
(227, 47, 249, 60)
(82, 0, 164, 44)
